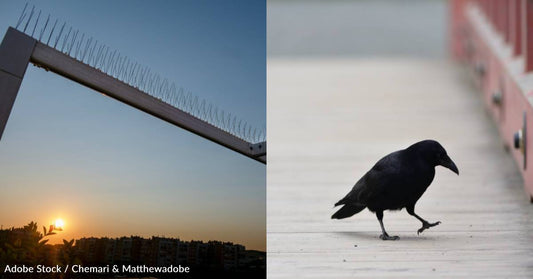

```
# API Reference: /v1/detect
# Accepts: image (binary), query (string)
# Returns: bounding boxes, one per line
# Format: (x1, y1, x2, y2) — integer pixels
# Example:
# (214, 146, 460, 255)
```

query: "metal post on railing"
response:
(511, 0, 522, 56)
(525, 0, 533, 72)
(489, 0, 496, 30)
(503, 0, 510, 43)
(483, 0, 489, 18)
(493, 0, 498, 30)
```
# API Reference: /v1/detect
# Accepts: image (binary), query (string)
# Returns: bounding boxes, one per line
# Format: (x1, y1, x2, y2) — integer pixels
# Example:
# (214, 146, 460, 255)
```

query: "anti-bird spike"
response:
(39, 14, 50, 41)
(46, 19, 58, 45)
(82, 35, 90, 60)
(54, 22, 66, 48)
(31, 10, 41, 37)
(61, 26, 72, 52)
(75, 33, 85, 59)
(68, 29, 78, 56)
(23, 5, 34, 33)
(16, 3, 28, 29)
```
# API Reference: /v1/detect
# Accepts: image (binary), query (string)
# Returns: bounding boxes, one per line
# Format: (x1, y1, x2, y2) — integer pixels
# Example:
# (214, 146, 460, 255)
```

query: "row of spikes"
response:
(15, 3, 266, 144)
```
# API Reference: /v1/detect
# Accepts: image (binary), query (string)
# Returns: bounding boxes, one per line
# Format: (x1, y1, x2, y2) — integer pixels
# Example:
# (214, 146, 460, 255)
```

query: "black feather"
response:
(332, 204, 366, 219)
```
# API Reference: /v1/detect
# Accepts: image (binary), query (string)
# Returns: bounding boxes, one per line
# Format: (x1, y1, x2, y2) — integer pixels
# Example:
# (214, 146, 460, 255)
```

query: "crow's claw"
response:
(417, 221, 441, 235)
(379, 234, 400, 241)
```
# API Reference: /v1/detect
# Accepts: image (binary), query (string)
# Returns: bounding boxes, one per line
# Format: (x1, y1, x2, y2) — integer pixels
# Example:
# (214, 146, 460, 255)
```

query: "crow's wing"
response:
(334, 151, 404, 207)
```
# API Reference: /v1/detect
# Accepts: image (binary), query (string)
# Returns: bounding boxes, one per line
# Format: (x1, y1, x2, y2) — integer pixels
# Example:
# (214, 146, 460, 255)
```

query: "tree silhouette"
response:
(0, 221, 75, 278)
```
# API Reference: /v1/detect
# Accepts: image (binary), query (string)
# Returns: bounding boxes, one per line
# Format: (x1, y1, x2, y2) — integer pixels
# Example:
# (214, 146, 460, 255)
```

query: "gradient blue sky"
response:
(0, 0, 265, 250)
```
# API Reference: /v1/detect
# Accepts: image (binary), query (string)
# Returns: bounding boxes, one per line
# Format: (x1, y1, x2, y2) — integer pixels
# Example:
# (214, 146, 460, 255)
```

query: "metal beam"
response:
(0, 27, 36, 140)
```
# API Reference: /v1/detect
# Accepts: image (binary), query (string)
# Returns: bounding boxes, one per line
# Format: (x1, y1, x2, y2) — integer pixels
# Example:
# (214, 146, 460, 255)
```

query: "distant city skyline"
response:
(0, 0, 265, 250)
(0, 222, 265, 276)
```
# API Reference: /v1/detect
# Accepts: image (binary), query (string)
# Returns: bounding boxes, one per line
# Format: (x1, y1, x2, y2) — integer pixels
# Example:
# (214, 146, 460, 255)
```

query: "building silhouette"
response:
(75, 236, 264, 271)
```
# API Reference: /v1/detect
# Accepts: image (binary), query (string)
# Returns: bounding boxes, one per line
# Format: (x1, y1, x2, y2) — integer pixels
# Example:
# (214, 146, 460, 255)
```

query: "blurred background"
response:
(269, 0, 446, 58)
(267, 0, 533, 278)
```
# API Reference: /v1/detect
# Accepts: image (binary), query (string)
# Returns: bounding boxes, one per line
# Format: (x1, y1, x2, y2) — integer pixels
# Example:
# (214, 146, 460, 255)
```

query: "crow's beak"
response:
(440, 154, 459, 175)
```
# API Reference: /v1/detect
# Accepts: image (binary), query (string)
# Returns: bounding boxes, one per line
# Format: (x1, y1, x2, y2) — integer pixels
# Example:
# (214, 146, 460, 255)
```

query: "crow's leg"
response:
(376, 211, 399, 240)
(406, 205, 441, 235)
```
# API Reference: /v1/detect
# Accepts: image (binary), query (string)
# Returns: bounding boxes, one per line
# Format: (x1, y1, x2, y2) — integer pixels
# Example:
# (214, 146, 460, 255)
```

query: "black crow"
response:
(331, 140, 459, 240)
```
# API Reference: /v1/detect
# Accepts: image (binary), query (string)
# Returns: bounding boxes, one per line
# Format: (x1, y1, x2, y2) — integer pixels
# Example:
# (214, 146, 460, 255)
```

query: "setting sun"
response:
(54, 219, 64, 231)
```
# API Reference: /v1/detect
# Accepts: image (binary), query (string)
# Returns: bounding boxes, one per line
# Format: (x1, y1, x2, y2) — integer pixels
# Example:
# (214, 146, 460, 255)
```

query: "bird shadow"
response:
(335, 231, 437, 242)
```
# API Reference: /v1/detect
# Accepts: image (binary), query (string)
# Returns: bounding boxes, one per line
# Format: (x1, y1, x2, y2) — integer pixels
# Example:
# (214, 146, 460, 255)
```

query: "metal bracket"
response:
(492, 88, 503, 106)
(475, 61, 486, 77)
(492, 77, 505, 107)
(249, 141, 266, 157)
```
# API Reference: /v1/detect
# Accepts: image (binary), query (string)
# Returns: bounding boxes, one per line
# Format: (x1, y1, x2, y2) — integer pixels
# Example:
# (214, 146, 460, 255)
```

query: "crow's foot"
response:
(417, 221, 441, 235)
(379, 234, 400, 241)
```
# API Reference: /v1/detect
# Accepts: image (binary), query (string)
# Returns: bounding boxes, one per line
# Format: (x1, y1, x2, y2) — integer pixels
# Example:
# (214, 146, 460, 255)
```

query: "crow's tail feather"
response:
(331, 204, 366, 219)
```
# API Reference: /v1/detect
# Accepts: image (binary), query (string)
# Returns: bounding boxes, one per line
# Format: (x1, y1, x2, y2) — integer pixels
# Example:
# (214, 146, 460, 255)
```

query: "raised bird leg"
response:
(406, 205, 441, 235)
(376, 211, 399, 240)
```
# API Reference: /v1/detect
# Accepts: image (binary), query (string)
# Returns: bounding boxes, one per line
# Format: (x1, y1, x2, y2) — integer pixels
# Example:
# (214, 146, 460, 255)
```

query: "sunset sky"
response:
(0, 1, 265, 250)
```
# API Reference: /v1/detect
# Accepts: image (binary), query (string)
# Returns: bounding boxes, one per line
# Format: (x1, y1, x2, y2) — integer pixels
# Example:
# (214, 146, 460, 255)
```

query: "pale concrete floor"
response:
(267, 58, 533, 278)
